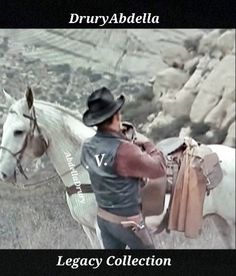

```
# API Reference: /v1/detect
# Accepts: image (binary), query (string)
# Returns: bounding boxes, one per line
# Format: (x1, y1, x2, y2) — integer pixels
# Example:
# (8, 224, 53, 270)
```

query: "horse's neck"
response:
(34, 101, 94, 186)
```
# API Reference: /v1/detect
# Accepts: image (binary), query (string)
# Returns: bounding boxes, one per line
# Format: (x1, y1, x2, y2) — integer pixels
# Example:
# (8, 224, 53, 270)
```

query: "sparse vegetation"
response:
(150, 116, 189, 142)
(122, 89, 161, 127)
(190, 122, 211, 136)
(183, 36, 201, 52)
(48, 63, 71, 74)
(188, 123, 228, 145)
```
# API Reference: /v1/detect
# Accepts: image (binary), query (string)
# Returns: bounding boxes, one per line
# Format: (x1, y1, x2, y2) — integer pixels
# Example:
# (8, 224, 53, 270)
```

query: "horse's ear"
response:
(2, 89, 16, 108)
(25, 86, 34, 109)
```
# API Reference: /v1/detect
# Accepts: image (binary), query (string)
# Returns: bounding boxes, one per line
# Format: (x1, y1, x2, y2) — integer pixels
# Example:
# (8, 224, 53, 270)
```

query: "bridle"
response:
(0, 107, 48, 180)
(0, 107, 86, 189)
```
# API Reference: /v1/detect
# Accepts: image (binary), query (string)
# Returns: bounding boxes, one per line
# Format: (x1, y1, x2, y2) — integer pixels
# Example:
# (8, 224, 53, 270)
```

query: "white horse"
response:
(0, 89, 235, 248)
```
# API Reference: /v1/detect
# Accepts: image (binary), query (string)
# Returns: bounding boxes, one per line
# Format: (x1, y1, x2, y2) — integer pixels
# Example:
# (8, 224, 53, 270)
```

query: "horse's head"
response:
(0, 87, 48, 182)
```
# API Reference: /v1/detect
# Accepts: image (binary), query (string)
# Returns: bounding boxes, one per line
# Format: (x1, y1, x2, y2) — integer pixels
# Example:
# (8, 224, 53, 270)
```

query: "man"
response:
(81, 87, 166, 249)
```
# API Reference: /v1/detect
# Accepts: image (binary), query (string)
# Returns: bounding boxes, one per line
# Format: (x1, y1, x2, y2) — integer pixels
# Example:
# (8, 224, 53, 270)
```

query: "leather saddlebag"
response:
(141, 176, 167, 217)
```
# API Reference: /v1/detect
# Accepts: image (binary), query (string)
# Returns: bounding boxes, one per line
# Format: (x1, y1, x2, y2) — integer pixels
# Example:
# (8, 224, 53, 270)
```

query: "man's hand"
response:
(134, 132, 150, 146)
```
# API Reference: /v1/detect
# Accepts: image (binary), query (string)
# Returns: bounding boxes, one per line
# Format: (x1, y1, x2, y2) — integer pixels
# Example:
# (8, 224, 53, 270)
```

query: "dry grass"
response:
(153, 216, 228, 249)
(0, 174, 229, 249)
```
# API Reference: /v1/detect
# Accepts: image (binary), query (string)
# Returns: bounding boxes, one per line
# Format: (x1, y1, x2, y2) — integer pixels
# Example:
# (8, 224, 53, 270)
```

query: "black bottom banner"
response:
(0, 249, 235, 275)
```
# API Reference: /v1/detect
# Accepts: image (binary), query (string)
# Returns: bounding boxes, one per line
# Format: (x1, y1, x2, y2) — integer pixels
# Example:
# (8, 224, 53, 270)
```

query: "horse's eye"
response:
(14, 130, 24, 136)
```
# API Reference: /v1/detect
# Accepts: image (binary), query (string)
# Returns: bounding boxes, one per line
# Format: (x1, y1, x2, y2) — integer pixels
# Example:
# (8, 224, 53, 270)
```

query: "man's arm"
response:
(115, 141, 166, 179)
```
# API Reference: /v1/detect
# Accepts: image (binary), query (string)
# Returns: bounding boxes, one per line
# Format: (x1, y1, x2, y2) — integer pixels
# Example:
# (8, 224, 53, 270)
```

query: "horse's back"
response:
(205, 144, 235, 221)
(208, 144, 235, 172)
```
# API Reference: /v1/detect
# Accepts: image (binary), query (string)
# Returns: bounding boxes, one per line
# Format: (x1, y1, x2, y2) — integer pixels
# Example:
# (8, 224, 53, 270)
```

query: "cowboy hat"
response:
(82, 87, 125, 127)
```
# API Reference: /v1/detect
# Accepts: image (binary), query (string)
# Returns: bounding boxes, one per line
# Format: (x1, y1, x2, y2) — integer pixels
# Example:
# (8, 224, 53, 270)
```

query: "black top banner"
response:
(0, 0, 235, 28)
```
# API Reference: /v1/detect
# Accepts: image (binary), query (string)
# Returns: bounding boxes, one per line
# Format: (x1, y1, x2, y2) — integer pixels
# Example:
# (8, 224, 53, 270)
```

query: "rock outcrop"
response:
(190, 54, 235, 125)
(150, 29, 235, 147)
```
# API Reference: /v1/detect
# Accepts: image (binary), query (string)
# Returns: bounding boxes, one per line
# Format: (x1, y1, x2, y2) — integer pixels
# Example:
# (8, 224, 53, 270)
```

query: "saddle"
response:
(157, 137, 187, 156)
(163, 137, 224, 238)
(122, 122, 223, 227)
(187, 143, 223, 191)
(158, 137, 223, 192)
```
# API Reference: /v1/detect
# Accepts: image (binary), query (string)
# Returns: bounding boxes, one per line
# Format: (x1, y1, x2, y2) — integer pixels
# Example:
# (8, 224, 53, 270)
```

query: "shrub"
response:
(215, 127, 229, 144)
(150, 116, 189, 142)
(122, 99, 161, 127)
(49, 64, 71, 74)
(189, 124, 228, 145)
(88, 73, 102, 83)
(190, 122, 211, 136)
(136, 89, 155, 102)
(121, 84, 159, 127)
(183, 37, 200, 52)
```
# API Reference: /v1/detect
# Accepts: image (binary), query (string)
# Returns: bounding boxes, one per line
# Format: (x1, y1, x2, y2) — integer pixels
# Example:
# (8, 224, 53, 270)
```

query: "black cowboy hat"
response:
(82, 87, 125, 127)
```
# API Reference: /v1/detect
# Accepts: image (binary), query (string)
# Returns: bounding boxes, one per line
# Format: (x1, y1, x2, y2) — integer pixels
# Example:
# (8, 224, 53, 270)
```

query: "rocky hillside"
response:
(0, 29, 234, 147)
(0, 29, 235, 249)
(145, 29, 235, 147)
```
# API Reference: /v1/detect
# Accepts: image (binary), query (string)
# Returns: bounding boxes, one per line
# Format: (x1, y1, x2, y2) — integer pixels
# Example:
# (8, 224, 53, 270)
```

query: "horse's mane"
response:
(34, 100, 83, 121)
(33, 99, 95, 145)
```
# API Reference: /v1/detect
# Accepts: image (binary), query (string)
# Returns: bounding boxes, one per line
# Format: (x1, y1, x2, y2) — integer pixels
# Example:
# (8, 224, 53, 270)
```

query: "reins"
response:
(22, 162, 83, 190)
